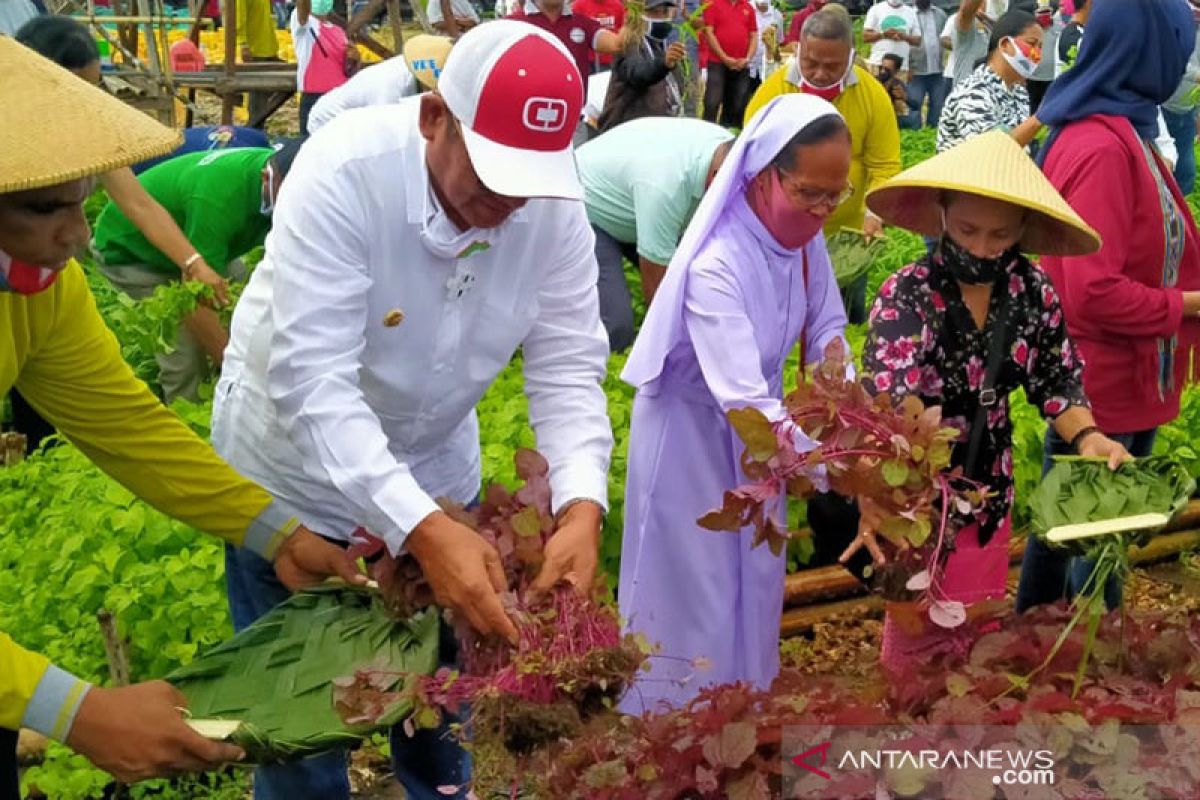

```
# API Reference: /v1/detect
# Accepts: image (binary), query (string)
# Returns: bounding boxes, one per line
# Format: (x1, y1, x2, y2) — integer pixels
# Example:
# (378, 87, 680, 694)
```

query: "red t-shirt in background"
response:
(702, 0, 757, 66)
(510, 8, 605, 81)
(572, 0, 625, 66)
(784, 0, 826, 44)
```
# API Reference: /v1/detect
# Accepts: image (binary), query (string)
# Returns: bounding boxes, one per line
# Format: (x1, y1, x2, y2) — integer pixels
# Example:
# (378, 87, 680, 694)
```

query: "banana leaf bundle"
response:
(168, 585, 440, 763)
(826, 227, 887, 289)
(1025, 455, 1194, 697)
(1031, 455, 1194, 556)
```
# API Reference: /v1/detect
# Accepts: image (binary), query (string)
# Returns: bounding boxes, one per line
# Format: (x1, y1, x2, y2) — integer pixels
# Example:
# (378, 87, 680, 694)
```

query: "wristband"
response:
(1070, 425, 1101, 453)
(182, 252, 203, 275)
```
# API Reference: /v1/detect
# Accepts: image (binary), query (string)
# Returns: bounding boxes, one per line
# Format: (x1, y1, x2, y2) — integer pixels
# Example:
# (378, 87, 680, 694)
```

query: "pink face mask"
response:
(0, 250, 59, 295)
(746, 168, 825, 251)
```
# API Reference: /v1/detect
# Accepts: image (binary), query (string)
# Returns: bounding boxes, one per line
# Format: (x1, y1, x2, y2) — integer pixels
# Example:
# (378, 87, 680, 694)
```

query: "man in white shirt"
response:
(212, 21, 613, 800)
(751, 0, 784, 84)
(908, 0, 948, 127)
(307, 34, 452, 133)
(863, 0, 922, 76)
(427, 0, 480, 38)
(941, 0, 989, 88)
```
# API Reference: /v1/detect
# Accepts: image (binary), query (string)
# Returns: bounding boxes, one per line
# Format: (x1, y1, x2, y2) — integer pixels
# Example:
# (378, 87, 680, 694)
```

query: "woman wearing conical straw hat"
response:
(0, 39, 365, 791)
(840, 130, 1131, 670)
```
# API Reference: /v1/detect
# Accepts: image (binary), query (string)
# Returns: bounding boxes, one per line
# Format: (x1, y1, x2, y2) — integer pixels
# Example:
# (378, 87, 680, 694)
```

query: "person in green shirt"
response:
(93, 142, 301, 402)
(576, 117, 733, 352)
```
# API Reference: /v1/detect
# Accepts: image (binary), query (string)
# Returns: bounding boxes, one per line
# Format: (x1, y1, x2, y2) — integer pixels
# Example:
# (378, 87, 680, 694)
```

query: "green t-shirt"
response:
(94, 148, 274, 276)
(577, 118, 733, 266)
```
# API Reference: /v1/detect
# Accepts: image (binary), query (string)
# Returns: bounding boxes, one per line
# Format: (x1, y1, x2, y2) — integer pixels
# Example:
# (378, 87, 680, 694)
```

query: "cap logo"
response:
(522, 97, 568, 132)
(411, 57, 442, 78)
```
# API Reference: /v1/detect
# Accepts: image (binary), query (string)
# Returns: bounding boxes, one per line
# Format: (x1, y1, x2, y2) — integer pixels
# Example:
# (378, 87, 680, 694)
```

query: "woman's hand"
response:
(839, 497, 890, 567)
(1077, 432, 1133, 470)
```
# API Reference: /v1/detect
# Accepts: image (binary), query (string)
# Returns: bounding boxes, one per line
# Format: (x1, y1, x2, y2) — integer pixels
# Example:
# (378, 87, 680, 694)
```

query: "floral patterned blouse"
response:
(863, 253, 1090, 542)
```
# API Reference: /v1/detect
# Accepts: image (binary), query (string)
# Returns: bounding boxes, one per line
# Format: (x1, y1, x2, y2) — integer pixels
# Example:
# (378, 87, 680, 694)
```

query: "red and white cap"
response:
(439, 20, 585, 200)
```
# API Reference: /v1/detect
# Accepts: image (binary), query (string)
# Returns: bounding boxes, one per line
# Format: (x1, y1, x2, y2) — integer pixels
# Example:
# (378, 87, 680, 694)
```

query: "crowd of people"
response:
(2, 0, 1200, 797)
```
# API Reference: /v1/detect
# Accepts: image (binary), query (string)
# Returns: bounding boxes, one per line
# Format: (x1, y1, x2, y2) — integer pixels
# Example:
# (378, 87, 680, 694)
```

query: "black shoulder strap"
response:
(962, 277, 1012, 479)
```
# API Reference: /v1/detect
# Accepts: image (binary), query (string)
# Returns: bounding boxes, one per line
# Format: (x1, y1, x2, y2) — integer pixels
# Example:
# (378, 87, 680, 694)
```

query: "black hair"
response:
(15, 15, 100, 70)
(987, 9, 1039, 56)
(270, 138, 305, 177)
(772, 113, 850, 172)
(881, 53, 903, 70)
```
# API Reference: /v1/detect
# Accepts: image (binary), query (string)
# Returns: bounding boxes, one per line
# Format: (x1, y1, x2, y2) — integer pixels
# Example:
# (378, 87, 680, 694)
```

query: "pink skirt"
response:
(880, 518, 1011, 672)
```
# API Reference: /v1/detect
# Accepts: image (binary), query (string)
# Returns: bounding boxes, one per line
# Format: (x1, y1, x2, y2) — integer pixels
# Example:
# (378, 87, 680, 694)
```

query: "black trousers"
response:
(703, 62, 754, 128)
(2, 727, 18, 800)
(9, 390, 57, 453)
(299, 91, 325, 137)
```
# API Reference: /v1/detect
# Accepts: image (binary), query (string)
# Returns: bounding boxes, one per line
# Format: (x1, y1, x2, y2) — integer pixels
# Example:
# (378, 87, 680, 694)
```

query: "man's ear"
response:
(418, 92, 449, 142)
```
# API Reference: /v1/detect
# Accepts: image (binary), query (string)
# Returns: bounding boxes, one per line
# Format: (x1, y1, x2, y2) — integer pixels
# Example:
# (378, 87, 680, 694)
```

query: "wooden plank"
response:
(248, 90, 295, 127)
(782, 499, 1200, 609)
(781, 526, 1200, 635)
(346, 0, 387, 38)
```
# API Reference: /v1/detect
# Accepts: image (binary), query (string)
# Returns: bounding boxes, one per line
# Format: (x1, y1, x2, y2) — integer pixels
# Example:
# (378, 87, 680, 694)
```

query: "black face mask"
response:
(935, 233, 1018, 285)
(649, 20, 673, 39)
(878, 68, 894, 83)
(916, 0, 931, 9)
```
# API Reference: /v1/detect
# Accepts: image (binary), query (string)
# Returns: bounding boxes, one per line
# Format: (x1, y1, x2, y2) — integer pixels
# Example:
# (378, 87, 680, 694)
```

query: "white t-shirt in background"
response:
(864, 1, 920, 68)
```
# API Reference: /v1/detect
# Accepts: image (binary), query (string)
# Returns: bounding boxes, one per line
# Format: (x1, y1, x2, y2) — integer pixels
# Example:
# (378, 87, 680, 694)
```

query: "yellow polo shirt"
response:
(1, 261, 298, 739)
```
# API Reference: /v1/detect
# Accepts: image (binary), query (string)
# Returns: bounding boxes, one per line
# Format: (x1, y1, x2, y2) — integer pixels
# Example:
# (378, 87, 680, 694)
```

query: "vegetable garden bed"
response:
(6, 129, 1200, 799)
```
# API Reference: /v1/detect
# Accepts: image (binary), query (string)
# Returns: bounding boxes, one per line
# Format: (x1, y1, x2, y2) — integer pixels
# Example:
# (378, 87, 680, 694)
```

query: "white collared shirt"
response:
(212, 99, 613, 554)
(307, 56, 420, 134)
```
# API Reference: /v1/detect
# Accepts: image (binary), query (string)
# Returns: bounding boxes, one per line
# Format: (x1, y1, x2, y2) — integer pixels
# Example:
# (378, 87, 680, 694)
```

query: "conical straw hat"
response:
(866, 131, 1101, 256)
(0, 37, 181, 194)
(405, 35, 453, 91)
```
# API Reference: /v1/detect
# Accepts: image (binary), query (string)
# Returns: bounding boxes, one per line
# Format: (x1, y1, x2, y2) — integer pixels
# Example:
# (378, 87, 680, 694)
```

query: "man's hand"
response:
(862, 214, 885, 241)
(454, 15, 476, 28)
(273, 526, 367, 590)
(530, 501, 603, 598)
(183, 259, 230, 307)
(665, 41, 687, 69)
(406, 512, 519, 643)
(839, 497, 891, 567)
(67, 682, 243, 783)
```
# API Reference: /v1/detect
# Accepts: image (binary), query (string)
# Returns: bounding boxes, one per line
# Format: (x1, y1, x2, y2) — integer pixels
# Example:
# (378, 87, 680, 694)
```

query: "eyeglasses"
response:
(776, 167, 854, 210)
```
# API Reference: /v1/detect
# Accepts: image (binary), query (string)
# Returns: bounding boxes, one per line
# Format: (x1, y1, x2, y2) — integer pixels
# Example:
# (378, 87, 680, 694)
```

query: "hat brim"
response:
(460, 124, 583, 201)
(867, 181, 1101, 257)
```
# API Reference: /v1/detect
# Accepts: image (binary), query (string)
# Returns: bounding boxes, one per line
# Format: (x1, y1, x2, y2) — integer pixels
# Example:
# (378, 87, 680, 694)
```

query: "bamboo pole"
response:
(222, 0, 238, 124)
(780, 523, 1200, 636)
(386, 0, 404, 55)
(782, 499, 1200, 609)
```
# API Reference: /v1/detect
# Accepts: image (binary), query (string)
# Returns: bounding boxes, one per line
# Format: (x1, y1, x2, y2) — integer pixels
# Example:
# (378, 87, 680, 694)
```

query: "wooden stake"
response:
(97, 609, 132, 687)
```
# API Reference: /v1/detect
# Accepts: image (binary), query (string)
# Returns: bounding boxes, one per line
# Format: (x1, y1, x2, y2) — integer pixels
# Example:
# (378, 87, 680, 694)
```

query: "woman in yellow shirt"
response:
(0, 39, 362, 790)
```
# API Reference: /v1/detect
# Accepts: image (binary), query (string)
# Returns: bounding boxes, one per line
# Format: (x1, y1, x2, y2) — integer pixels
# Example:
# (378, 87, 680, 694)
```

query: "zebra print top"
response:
(936, 64, 1031, 153)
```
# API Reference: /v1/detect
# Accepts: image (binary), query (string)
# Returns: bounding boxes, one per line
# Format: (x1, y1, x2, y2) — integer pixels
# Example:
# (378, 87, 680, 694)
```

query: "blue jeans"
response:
(907, 73, 948, 129)
(225, 546, 470, 800)
(1163, 107, 1199, 195)
(1014, 427, 1158, 613)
